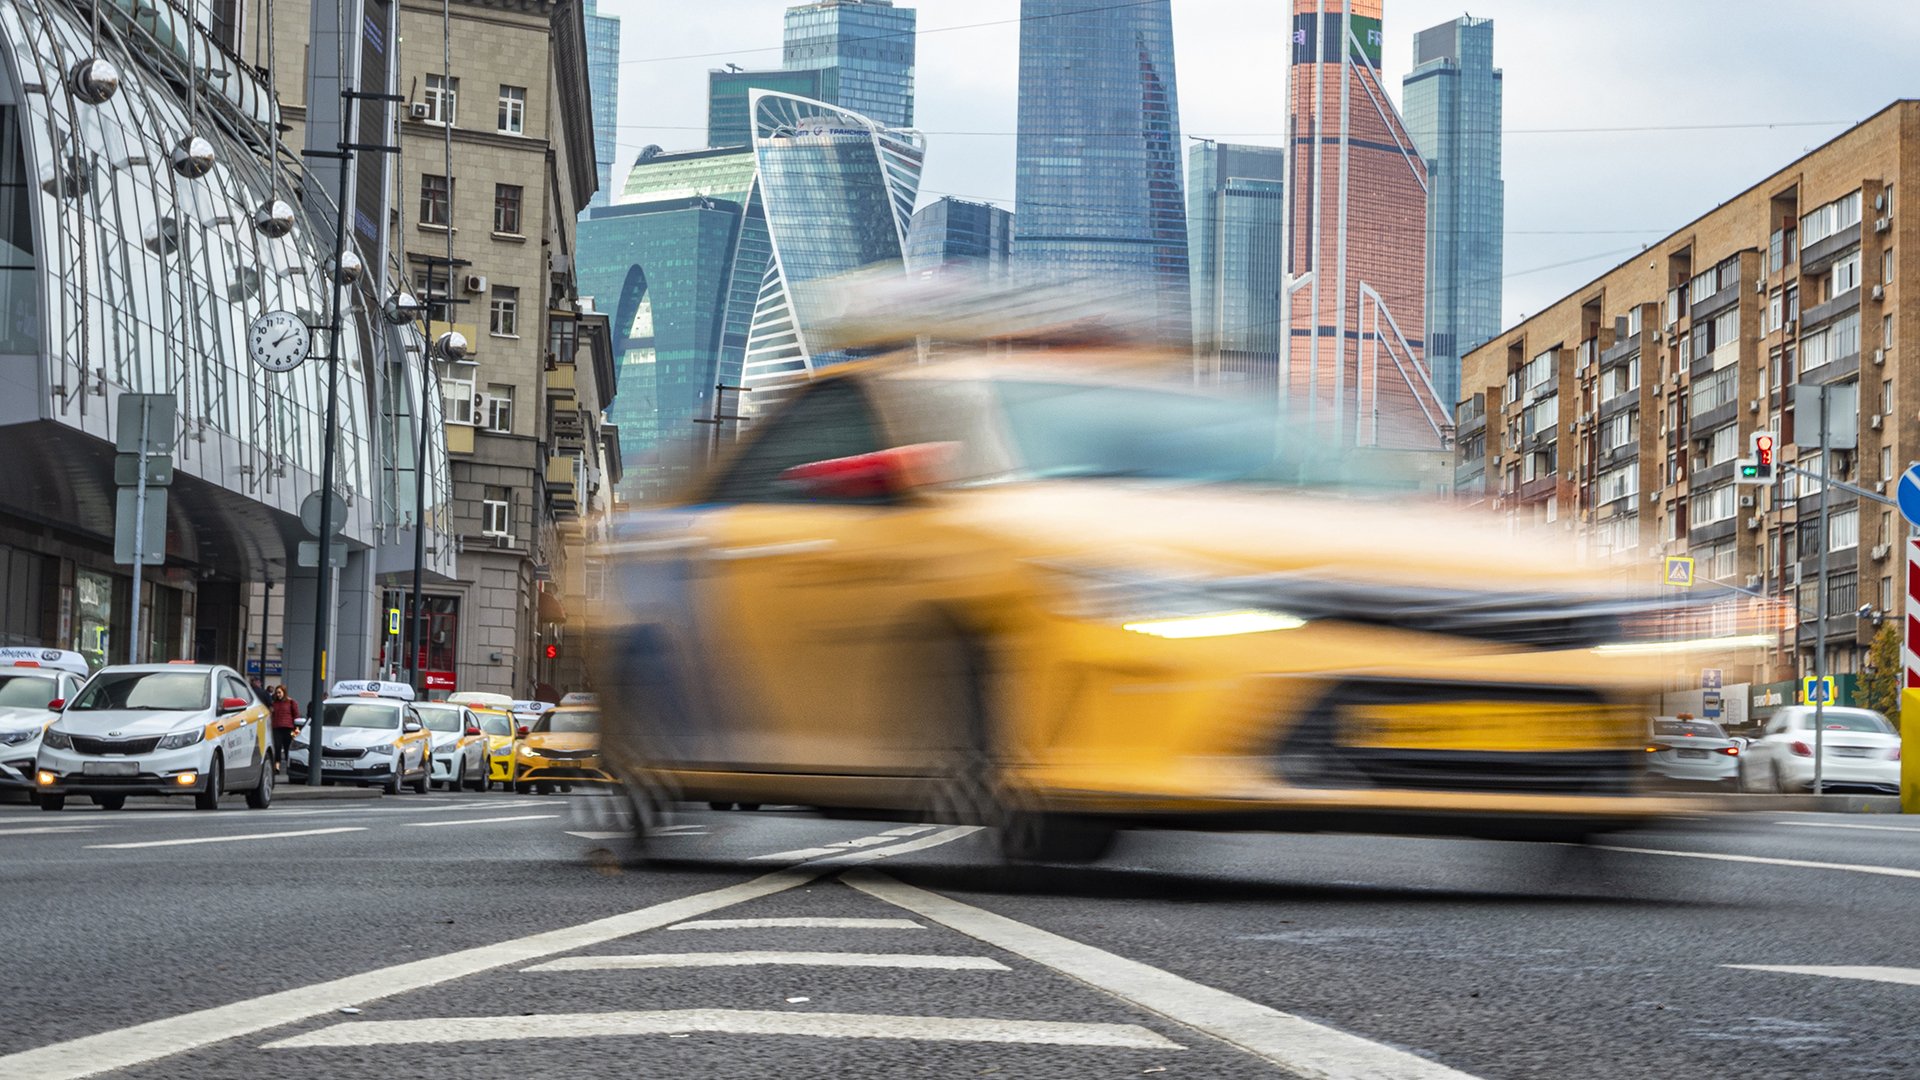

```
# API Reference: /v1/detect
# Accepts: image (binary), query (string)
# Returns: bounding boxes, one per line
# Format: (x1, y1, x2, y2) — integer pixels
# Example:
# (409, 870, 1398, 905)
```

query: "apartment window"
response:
(1827, 570, 1859, 617)
(1884, 511, 1895, 546)
(1601, 411, 1638, 452)
(1829, 506, 1859, 551)
(1768, 288, 1783, 333)
(425, 73, 458, 125)
(419, 174, 451, 227)
(439, 363, 475, 425)
(1801, 189, 1863, 249)
(497, 85, 526, 134)
(1883, 575, 1895, 612)
(1769, 229, 1785, 273)
(1833, 312, 1860, 361)
(1598, 513, 1639, 554)
(1689, 364, 1737, 415)
(1598, 463, 1638, 504)
(484, 384, 513, 433)
(413, 268, 451, 322)
(489, 285, 519, 337)
(1524, 394, 1558, 438)
(493, 184, 523, 235)
(1884, 378, 1895, 415)
(1697, 541, 1736, 583)
(1602, 358, 1638, 401)
(1697, 424, 1739, 470)
(1626, 307, 1643, 337)
(1884, 248, 1896, 284)
(1885, 314, 1895, 351)
(1832, 251, 1862, 297)
(1881, 446, 1894, 482)
(481, 486, 511, 537)
(1690, 483, 1738, 527)
(1523, 350, 1555, 392)
(1786, 283, 1799, 322)
(1769, 346, 1783, 392)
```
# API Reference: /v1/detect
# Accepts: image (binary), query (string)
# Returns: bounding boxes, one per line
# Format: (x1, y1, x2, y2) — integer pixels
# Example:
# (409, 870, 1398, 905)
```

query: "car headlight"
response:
(155, 728, 205, 750)
(519, 745, 541, 758)
(363, 743, 395, 755)
(0, 729, 39, 746)
(41, 728, 72, 750)
(291, 736, 309, 749)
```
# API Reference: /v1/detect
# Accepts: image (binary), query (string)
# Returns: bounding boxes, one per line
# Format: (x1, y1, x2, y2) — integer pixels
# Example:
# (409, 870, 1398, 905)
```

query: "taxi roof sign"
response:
(328, 679, 416, 702)
(559, 692, 597, 706)
(0, 647, 91, 678)
(510, 699, 555, 716)
(448, 691, 513, 709)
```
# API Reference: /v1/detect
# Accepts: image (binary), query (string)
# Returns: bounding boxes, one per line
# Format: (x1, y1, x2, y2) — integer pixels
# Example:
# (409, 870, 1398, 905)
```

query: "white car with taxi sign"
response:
(415, 701, 489, 791)
(287, 680, 433, 794)
(0, 648, 90, 795)
(34, 662, 274, 812)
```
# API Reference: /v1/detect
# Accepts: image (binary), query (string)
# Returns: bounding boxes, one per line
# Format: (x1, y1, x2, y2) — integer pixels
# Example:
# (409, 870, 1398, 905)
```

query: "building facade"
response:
(1286, 0, 1447, 452)
(582, 0, 621, 208)
(782, 0, 916, 132)
(1456, 101, 1920, 716)
(1403, 14, 1502, 416)
(1188, 142, 1289, 396)
(907, 196, 1013, 280)
(1013, 0, 1190, 346)
(708, 68, 825, 149)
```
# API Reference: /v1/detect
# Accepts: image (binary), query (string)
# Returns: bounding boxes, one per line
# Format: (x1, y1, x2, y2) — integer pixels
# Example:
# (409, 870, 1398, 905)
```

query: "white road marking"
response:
(526, 951, 1007, 973)
(264, 1009, 1180, 1050)
(1772, 820, 1920, 834)
(881, 825, 937, 836)
(1727, 965, 1920, 987)
(845, 870, 1483, 1080)
(669, 917, 924, 932)
(86, 827, 366, 850)
(406, 815, 559, 828)
(0, 825, 108, 837)
(564, 826, 705, 840)
(653, 824, 707, 835)
(812, 826, 980, 867)
(752, 834, 898, 861)
(567, 831, 632, 841)
(273, 802, 550, 818)
(1599, 845, 1920, 880)
(0, 819, 982, 1080)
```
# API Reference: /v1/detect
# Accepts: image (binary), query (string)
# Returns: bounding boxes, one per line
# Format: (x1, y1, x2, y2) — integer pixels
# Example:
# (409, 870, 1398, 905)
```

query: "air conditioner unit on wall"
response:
(1876, 216, 1892, 233)
(1873, 543, 1892, 561)
(1746, 517, 1761, 531)
(463, 274, 489, 294)
(1871, 415, 1884, 430)
(1875, 348, 1887, 365)
(1872, 284, 1886, 301)
(1739, 494, 1756, 508)
(409, 102, 431, 120)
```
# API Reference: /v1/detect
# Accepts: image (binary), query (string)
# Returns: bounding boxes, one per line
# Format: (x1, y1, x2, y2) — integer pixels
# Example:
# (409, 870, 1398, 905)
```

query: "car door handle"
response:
(708, 539, 836, 561)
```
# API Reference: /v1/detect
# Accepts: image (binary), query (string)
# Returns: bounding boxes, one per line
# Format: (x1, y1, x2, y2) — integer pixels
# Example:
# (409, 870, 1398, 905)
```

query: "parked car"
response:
(1644, 717, 1742, 786)
(1741, 706, 1900, 794)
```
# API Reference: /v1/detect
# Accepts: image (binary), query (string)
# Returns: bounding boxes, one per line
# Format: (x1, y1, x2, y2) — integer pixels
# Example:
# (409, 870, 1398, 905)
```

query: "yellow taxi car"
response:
(590, 358, 1713, 862)
(448, 692, 518, 790)
(512, 701, 614, 795)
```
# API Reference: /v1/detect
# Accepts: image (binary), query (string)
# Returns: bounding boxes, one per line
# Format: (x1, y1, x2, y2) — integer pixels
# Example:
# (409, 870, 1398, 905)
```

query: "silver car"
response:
(1644, 718, 1742, 786)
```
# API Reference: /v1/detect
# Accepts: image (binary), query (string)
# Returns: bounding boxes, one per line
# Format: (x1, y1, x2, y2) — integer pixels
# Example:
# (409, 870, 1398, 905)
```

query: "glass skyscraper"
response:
(1013, 0, 1190, 346)
(582, 0, 622, 208)
(708, 68, 826, 148)
(782, 0, 916, 131)
(907, 197, 1013, 280)
(1403, 15, 1503, 414)
(1187, 143, 1288, 395)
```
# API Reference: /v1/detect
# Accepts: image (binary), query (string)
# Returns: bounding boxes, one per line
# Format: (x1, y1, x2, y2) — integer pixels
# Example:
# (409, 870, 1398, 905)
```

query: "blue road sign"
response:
(1898, 464, 1920, 530)
(1802, 676, 1835, 705)
(1702, 691, 1723, 718)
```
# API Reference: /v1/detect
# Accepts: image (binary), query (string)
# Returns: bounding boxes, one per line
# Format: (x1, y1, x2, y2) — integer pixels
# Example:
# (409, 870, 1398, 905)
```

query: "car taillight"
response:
(1790, 740, 1813, 757)
(1720, 747, 1740, 756)
(1893, 746, 1903, 761)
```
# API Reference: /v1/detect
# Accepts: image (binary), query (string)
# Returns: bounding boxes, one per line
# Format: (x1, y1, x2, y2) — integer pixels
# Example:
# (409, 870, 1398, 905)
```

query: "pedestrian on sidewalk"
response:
(269, 685, 300, 771)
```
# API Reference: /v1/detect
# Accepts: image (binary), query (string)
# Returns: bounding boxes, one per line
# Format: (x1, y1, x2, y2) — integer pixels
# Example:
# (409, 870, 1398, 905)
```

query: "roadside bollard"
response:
(1903, 688, 1919, 815)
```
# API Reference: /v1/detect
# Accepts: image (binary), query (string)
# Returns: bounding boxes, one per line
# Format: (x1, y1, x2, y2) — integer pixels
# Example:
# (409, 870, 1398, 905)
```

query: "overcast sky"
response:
(599, 0, 1920, 326)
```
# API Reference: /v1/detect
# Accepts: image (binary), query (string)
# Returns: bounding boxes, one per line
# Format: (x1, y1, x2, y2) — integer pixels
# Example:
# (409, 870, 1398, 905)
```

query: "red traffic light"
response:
(1754, 434, 1775, 466)
(543, 644, 558, 660)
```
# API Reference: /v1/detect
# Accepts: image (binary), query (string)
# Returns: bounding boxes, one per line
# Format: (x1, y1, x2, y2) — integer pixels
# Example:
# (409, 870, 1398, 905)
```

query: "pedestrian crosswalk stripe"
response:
(1727, 965, 1920, 987)
(526, 951, 1007, 973)
(669, 917, 924, 932)
(263, 1009, 1182, 1050)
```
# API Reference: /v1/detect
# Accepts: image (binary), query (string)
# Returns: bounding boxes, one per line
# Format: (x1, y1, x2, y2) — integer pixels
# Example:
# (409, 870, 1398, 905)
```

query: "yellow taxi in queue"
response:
(512, 702, 613, 795)
(448, 692, 518, 790)
(590, 357, 1714, 863)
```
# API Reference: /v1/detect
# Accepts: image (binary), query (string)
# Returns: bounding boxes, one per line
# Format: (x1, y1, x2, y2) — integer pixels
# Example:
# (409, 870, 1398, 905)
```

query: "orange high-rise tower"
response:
(1284, 0, 1451, 451)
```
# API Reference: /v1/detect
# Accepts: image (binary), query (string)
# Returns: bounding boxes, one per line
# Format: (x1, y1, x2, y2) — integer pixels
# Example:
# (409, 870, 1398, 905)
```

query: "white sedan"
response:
(415, 702, 489, 791)
(1742, 706, 1901, 794)
(0, 650, 89, 796)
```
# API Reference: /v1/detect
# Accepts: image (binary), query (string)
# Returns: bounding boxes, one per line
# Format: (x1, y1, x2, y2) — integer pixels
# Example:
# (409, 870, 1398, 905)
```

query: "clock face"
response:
(248, 310, 311, 373)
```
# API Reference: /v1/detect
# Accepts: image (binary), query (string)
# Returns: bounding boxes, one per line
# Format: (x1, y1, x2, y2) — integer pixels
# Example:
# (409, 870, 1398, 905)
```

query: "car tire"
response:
(999, 811, 1117, 865)
(466, 760, 486, 792)
(736, 802, 759, 811)
(514, 782, 530, 795)
(92, 794, 126, 811)
(707, 801, 734, 811)
(384, 762, 404, 796)
(1771, 760, 1791, 794)
(246, 756, 274, 810)
(195, 756, 223, 811)
(410, 760, 429, 795)
(39, 794, 64, 812)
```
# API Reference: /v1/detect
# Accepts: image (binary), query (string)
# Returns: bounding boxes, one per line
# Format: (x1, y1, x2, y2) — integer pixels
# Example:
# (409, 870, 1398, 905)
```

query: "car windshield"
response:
(1803, 710, 1894, 734)
(476, 712, 513, 737)
(1653, 720, 1725, 738)
(415, 705, 466, 733)
(322, 703, 401, 731)
(68, 671, 207, 711)
(0, 673, 57, 707)
(992, 381, 1278, 484)
(534, 709, 596, 734)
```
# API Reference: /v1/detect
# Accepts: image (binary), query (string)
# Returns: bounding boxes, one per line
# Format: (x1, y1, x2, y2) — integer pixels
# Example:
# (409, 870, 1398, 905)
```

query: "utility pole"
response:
(1813, 382, 1830, 795)
(695, 383, 752, 464)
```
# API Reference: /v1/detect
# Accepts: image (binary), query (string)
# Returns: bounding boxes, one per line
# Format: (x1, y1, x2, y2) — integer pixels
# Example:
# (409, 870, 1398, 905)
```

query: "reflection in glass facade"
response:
(782, 0, 915, 131)
(1403, 16, 1502, 415)
(1013, 0, 1190, 346)
(745, 91, 922, 396)
(708, 68, 825, 150)
(1188, 143, 1288, 398)
(583, 0, 622, 209)
(907, 197, 1012, 281)
(0, 0, 448, 566)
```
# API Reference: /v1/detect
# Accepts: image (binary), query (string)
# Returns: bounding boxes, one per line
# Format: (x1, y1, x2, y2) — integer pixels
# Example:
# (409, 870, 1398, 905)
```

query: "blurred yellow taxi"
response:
(447, 692, 517, 790)
(512, 702, 613, 795)
(592, 359, 1714, 862)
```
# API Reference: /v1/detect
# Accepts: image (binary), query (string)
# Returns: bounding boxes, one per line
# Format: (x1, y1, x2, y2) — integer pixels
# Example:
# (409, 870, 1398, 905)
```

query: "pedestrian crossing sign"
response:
(388, 607, 401, 636)
(1664, 556, 1695, 588)
(1801, 676, 1835, 705)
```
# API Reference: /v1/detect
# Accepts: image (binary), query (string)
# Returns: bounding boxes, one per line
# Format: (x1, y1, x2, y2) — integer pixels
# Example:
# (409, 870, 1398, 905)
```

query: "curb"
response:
(1672, 792, 1903, 814)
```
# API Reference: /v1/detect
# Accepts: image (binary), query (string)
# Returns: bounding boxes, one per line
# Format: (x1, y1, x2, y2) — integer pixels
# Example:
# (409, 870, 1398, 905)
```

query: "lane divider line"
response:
(263, 1008, 1181, 1050)
(87, 828, 366, 850)
(1598, 844, 1920, 880)
(525, 951, 1007, 972)
(1725, 964, 1920, 987)
(1770, 820, 1920, 834)
(843, 870, 1484, 1080)
(669, 917, 924, 932)
(0, 825, 109, 837)
(406, 815, 560, 829)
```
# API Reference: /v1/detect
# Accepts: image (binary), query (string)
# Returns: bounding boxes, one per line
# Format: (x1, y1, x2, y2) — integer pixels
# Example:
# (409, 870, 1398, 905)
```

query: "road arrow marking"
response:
(526, 951, 1006, 972)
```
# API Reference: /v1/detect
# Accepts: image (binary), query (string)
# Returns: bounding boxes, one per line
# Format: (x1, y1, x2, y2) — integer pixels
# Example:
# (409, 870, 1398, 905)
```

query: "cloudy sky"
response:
(599, 0, 1920, 325)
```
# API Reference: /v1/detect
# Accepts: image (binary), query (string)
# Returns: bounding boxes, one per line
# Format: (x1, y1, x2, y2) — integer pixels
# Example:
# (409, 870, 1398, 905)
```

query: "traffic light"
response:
(1738, 431, 1776, 484)
(543, 643, 558, 660)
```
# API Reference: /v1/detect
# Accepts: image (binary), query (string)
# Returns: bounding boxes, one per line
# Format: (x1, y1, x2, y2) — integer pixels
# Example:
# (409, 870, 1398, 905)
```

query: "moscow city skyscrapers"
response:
(1403, 15, 1502, 416)
(582, 0, 621, 208)
(1188, 143, 1289, 393)
(1013, 0, 1190, 345)
(783, 0, 917, 130)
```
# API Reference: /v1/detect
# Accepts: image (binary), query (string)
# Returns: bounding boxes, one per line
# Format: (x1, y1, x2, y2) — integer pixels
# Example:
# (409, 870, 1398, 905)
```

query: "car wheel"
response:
(410, 760, 429, 795)
(384, 762, 404, 796)
(92, 794, 126, 811)
(195, 756, 223, 811)
(707, 801, 734, 811)
(246, 756, 274, 810)
(466, 760, 486, 792)
(514, 782, 530, 795)
(737, 802, 760, 811)
(39, 794, 64, 812)
(999, 810, 1117, 865)
(1770, 760, 1790, 794)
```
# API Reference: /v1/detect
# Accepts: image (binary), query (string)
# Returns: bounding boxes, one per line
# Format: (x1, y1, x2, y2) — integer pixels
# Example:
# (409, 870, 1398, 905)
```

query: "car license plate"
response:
(1677, 749, 1708, 759)
(1831, 747, 1870, 757)
(82, 760, 137, 776)
(323, 758, 359, 770)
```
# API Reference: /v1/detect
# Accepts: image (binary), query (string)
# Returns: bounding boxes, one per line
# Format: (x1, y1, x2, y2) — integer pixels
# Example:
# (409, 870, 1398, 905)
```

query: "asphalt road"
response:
(1, 788, 1918, 1079)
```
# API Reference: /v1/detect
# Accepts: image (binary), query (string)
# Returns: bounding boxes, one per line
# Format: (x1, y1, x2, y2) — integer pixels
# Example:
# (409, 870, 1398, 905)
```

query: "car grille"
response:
(535, 749, 596, 760)
(322, 747, 364, 759)
(70, 735, 161, 756)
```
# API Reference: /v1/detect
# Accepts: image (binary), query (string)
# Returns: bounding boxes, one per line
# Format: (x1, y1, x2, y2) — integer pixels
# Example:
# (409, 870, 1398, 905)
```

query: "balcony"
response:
(1518, 475, 1557, 503)
(1802, 286, 1860, 330)
(1802, 230, 1861, 275)
(1599, 333, 1642, 370)
(546, 363, 577, 401)
(546, 456, 579, 517)
(1691, 279, 1742, 322)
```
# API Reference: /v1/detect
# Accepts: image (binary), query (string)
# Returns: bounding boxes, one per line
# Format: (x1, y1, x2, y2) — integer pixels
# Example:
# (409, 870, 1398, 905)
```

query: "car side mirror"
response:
(779, 442, 957, 501)
(404, 721, 423, 734)
(516, 725, 531, 737)
(464, 725, 481, 736)
(47, 698, 64, 711)
(220, 696, 249, 712)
